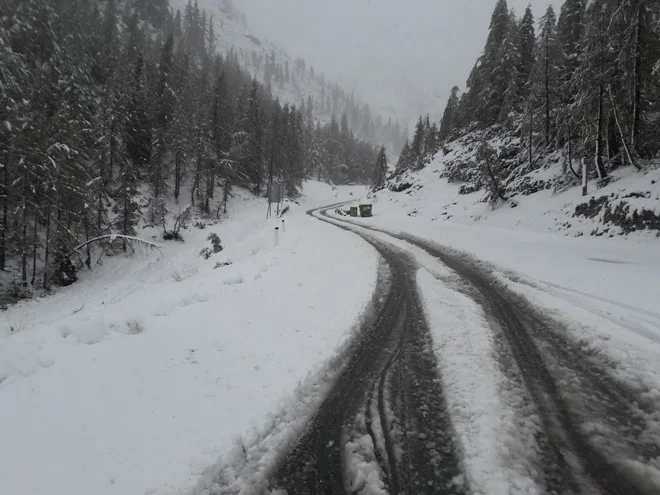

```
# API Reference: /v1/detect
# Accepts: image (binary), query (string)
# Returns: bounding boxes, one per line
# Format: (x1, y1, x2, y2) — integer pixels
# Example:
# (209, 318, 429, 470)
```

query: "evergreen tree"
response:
(245, 79, 264, 193)
(497, 11, 524, 123)
(395, 140, 411, 174)
(519, 5, 536, 89)
(439, 87, 460, 143)
(373, 146, 388, 189)
(460, 0, 511, 125)
(125, 51, 152, 169)
(410, 117, 426, 169)
(572, 0, 613, 179)
(532, 5, 561, 146)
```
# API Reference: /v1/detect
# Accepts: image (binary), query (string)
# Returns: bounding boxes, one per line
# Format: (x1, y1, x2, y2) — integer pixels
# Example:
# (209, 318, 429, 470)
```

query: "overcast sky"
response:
(236, 0, 557, 120)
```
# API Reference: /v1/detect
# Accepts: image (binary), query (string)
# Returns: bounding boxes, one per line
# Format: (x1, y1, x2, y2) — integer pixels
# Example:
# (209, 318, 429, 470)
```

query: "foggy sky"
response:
(237, 0, 557, 119)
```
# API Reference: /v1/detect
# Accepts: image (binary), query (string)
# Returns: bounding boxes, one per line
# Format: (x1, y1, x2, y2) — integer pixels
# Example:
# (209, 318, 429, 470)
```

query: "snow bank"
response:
(0, 185, 378, 495)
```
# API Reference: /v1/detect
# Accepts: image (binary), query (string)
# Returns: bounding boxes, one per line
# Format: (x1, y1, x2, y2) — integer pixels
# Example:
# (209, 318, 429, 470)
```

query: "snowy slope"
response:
(377, 145, 660, 239)
(0, 182, 376, 495)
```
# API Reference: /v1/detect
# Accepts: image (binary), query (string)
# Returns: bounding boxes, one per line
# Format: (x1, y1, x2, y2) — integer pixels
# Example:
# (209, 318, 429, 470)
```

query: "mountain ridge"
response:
(170, 0, 408, 153)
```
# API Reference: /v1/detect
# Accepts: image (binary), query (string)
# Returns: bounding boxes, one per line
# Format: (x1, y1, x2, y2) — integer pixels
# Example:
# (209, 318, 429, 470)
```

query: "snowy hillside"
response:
(373, 130, 660, 240)
(0, 182, 375, 495)
(169, 0, 407, 151)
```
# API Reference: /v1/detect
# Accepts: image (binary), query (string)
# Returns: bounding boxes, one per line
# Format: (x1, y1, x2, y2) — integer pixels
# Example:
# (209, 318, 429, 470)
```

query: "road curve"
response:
(321, 208, 660, 495)
(268, 204, 659, 495)
(271, 207, 465, 495)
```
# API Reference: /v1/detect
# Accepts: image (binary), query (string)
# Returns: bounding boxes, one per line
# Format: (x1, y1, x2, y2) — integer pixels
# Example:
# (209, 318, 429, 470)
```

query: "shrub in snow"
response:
(52, 250, 78, 287)
(126, 319, 144, 335)
(207, 233, 223, 253)
(163, 206, 191, 241)
(475, 140, 509, 209)
(6, 309, 35, 334)
(200, 234, 223, 259)
(163, 230, 184, 241)
(213, 261, 232, 269)
(9, 276, 32, 301)
(170, 265, 198, 282)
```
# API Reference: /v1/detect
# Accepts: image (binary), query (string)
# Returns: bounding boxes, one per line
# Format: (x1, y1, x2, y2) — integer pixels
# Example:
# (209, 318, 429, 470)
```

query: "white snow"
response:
(0, 182, 376, 495)
(342, 158, 660, 405)
(323, 158, 660, 491)
(416, 269, 542, 495)
(343, 414, 388, 495)
(317, 208, 546, 493)
(339, 207, 660, 391)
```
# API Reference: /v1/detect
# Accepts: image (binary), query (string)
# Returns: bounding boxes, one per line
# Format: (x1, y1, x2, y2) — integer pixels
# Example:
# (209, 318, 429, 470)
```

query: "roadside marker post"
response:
(274, 226, 279, 247)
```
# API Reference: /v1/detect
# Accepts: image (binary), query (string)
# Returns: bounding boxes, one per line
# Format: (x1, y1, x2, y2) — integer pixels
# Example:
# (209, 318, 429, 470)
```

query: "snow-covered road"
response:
(265, 204, 660, 494)
(2, 182, 659, 495)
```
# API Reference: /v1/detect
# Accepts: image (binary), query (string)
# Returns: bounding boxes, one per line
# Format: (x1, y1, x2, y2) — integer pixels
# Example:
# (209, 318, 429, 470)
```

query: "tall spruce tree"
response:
(519, 5, 536, 90)
(373, 146, 388, 189)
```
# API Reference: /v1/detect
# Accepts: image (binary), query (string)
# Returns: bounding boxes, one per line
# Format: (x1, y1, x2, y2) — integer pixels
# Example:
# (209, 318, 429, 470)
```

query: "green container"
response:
(349, 206, 358, 217)
(359, 204, 372, 217)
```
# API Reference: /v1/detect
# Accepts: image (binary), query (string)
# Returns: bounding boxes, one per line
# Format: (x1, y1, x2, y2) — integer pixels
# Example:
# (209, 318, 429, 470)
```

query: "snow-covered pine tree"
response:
(530, 5, 562, 147)
(438, 87, 460, 144)
(373, 146, 388, 189)
(519, 5, 536, 92)
(497, 10, 524, 124)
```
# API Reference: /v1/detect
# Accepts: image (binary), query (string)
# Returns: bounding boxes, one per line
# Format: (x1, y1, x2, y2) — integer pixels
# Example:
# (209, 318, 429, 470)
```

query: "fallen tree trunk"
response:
(71, 234, 161, 255)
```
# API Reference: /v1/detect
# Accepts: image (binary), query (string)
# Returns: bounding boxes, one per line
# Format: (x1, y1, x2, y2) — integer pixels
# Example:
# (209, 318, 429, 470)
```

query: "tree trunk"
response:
(594, 82, 607, 179)
(582, 157, 588, 196)
(174, 150, 181, 201)
(0, 148, 9, 270)
(21, 162, 29, 287)
(609, 86, 640, 170)
(191, 160, 199, 207)
(204, 160, 214, 214)
(21, 196, 27, 287)
(109, 118, 116, 182)
(122, 173, 129, 252)
(31, 208, 38, 286)
(567, 132, 580, 179)
(223, 179, 229, 214)
(528, 107, 533, 167)
(43, 201, 51, 289)
(154, 146, 162, 200)
(83, 214, 91, 268)
(191, 127, 202, 207)
(545, 41, 550, 146)
(630, 2, 644, 153)
(98, 144, 106, 231)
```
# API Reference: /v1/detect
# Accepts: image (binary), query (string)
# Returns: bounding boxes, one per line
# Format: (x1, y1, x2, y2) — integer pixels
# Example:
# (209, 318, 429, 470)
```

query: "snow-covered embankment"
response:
(0, 184, 376, 495)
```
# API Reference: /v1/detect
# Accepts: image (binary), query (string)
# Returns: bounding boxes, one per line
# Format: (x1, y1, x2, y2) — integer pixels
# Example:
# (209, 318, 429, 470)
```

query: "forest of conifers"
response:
(396, 0, 659, 190)
(0, 0, 384, 293)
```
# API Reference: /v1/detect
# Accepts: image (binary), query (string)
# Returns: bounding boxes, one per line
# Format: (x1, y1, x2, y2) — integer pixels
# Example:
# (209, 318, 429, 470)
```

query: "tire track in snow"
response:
(403, 236, 660, 495)
(271, 208, 465, 495)
(326, 214, 658, 494)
